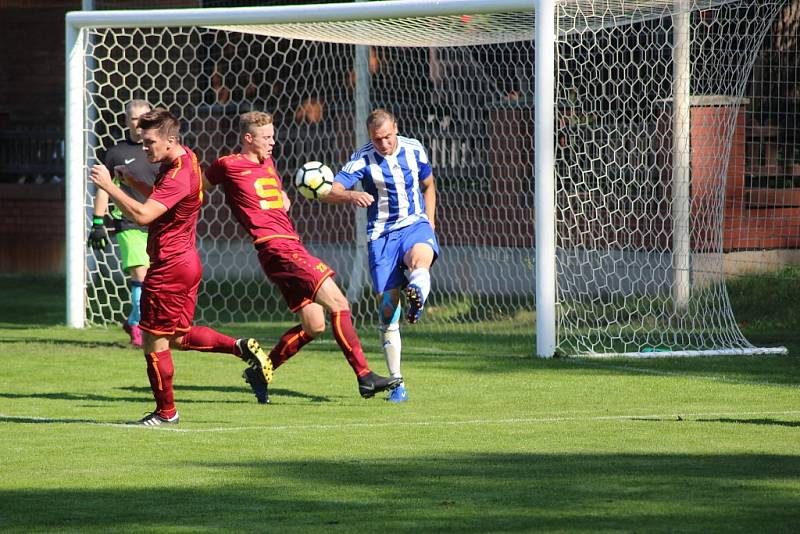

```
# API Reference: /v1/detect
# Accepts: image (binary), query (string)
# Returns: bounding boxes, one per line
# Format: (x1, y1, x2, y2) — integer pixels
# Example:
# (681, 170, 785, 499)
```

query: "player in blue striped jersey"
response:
(326, 109, 439, 403)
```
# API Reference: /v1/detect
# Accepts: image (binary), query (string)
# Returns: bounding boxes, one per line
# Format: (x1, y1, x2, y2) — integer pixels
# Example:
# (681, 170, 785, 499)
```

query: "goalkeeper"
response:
(88, 100, 158, 347)
(325, 108, 439, 403)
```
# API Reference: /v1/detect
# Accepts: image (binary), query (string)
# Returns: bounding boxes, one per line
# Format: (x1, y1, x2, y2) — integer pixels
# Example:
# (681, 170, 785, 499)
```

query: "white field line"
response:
(1, 410, 799, 433)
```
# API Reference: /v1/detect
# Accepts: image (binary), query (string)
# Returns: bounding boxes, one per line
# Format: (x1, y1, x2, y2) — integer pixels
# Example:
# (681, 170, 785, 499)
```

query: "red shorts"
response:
(139, 252, 202, 336)
(257, 238, 335, 312)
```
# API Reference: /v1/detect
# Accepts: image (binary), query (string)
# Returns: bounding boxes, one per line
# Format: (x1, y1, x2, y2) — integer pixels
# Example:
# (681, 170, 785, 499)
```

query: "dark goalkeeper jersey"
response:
(103, 139, 160, 233)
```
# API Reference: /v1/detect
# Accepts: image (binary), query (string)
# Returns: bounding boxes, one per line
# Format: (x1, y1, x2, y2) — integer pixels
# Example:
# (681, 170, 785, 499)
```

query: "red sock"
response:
(269, 324, 314, 370)
(180, 326, 237, 354)
(145, 350, 176, 418)
(330, 310, 370, 377)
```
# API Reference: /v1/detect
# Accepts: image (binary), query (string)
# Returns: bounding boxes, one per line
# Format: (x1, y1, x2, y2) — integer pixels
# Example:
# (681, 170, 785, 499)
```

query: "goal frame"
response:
(65, 0, 556, 348)
(64, 0, 788, 358)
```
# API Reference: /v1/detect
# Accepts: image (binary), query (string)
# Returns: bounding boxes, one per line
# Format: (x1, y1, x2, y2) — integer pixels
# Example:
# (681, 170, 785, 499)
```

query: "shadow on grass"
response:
(568, 353, 800, 387)
(697, 417, 800, 428)
(0, 415, 108, 425)
(0, 453, 798, 532)
(121, 385, 333, 403)
(0, 386, 331, 406)
(0, 389, 247, 405)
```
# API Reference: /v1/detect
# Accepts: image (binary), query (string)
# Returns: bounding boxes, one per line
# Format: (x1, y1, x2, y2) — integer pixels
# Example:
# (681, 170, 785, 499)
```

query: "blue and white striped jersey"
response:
(335, 135, 433, 241)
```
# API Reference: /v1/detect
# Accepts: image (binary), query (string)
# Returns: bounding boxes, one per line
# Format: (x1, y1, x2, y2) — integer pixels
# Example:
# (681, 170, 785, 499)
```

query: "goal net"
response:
(66, 0, 788, 357)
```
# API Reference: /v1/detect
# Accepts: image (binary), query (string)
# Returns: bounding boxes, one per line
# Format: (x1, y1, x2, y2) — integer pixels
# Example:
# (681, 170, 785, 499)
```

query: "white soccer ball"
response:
(294, 161, 334, 200)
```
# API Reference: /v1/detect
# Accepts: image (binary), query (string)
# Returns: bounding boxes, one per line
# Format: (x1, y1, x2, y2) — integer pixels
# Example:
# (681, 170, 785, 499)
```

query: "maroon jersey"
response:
(205, 154, 298, 245)
(147, 147, 204, 265)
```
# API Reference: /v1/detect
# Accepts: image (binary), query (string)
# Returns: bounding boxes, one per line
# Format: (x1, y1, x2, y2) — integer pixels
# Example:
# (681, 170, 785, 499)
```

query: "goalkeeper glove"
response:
(87, 216, 109, 251)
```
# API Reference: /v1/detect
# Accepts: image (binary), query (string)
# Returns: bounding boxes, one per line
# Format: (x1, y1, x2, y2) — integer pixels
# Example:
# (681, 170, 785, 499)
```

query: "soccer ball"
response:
(294, 161, 334, 200)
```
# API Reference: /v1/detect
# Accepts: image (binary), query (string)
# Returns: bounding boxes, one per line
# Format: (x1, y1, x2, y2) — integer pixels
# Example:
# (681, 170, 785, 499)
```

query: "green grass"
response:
(1, 274, 799, 532)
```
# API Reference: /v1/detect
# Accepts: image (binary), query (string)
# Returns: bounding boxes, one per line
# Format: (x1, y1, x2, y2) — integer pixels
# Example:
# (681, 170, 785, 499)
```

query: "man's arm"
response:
(420, 174, 437, 230)
(90, 164, 167, 226)
(92, 187, 110, 219)
(324, 182, 374, 207)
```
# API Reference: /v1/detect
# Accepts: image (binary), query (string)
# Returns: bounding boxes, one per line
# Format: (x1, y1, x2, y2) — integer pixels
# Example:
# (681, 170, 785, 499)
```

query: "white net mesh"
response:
(553, 2, 785, 355)
(79, 0, 788, 355)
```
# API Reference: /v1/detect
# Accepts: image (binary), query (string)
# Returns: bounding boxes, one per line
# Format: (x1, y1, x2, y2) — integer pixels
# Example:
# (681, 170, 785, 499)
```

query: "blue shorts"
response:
(368, 220, 439, 294)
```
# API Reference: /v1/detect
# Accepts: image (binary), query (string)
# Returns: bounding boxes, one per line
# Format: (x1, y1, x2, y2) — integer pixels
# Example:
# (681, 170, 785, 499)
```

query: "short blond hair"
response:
(366, 108, 396, 131)
(240, 111, 274, 135)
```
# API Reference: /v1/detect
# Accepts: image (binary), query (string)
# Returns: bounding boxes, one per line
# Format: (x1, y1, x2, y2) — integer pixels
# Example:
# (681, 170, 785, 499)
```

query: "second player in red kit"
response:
(205, 111, 400, 403)
(91, 108, 273, 426)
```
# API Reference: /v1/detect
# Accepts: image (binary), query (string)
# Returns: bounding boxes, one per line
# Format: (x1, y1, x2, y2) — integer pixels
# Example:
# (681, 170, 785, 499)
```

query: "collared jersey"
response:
(147, 147, 203, 265)
(103, 139, 160, 232)
(205, 154, 298, 245)
(335, 135, 432, 241)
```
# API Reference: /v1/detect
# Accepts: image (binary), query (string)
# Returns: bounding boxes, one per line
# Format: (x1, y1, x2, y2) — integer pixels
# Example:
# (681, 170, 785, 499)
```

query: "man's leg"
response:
(315, 277, 400, 397)
(175, 325, 272, 385)
(139, 331, 180, 426)
(242, 304, 324, 404)
(379, 289, 408, 403)
(122, 265, 147, 347)
(404, 243, 435, 324)
(269, 303, 325, 370)
(118, 229, 150, 347)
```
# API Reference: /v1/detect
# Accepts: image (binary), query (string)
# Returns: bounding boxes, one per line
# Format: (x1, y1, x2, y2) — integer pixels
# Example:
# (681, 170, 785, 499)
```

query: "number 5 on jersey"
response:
(254, 177, 283, 210)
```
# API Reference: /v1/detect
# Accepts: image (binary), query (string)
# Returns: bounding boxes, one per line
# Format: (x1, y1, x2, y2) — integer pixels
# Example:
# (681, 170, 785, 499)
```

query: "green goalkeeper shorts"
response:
(117, 229, 150, 271)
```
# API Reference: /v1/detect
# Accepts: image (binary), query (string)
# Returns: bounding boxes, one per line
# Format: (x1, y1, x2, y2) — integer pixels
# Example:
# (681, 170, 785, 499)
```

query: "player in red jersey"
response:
(204, 111, 400, 403)
(90, 108, 272, 426)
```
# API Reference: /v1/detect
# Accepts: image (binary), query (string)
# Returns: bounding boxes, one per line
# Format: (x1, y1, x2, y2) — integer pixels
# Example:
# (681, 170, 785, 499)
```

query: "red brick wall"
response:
(0, 184, 65, 273)
(0, 2, 79, 128)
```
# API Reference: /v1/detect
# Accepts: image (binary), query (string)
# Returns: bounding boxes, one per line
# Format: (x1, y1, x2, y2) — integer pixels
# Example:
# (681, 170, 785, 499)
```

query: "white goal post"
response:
(65, 0, 788, 358)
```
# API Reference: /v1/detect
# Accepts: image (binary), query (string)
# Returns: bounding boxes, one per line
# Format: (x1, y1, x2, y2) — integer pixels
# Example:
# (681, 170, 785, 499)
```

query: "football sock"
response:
(408, 267, 431, 301)
(128, 280, 143, 326)
(380, 322, 403, 379)
(330, 310, 370, 377)
(270, 324, 313, 370)
(145, 350, 176, 418)
(179, 326, 237, 354)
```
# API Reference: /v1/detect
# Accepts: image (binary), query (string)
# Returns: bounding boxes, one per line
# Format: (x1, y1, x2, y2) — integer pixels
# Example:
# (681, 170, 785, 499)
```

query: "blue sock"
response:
(128, 281, 143, 326)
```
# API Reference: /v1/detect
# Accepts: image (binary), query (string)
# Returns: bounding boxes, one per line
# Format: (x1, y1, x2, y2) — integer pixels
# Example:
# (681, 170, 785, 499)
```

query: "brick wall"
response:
(0, 184, 65, 273)
(0, 2, 78, 129)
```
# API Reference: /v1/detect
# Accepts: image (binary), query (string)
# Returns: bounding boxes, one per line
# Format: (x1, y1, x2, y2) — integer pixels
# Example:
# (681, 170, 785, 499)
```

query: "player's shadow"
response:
(121, 385, 333, 403)
(629, 416, 800, 428)
(696, 417, 800, 428)
(0, 389, 252, 405)
(0, 391, 146, 403)
(0, 414, 107, 425)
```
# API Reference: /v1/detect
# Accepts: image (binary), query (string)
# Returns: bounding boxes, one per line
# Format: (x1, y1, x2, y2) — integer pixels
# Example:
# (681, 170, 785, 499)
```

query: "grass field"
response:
(1, 273, 799, 532)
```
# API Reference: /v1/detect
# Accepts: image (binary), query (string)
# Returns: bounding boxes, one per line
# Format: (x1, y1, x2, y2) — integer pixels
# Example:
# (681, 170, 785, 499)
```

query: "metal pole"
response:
(65, 20, 86, 327)
(535, 0, 556, 357)
(672, 1, 691, 310)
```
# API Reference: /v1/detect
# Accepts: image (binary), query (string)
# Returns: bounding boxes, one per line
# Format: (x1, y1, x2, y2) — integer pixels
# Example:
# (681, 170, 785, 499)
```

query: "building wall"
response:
(0, 184, 65, 273)
(0, 1, 79, 129)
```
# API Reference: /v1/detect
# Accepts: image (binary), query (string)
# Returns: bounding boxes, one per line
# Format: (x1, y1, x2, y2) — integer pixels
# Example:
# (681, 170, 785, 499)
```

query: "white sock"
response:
(407, 267, 431, 301)
(380, 322, 402, 379)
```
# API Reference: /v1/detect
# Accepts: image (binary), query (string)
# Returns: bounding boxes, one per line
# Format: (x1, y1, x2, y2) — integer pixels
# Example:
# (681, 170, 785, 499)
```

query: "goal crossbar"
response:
(65, 0, 535, 30)
(65, 0, 789, 359)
